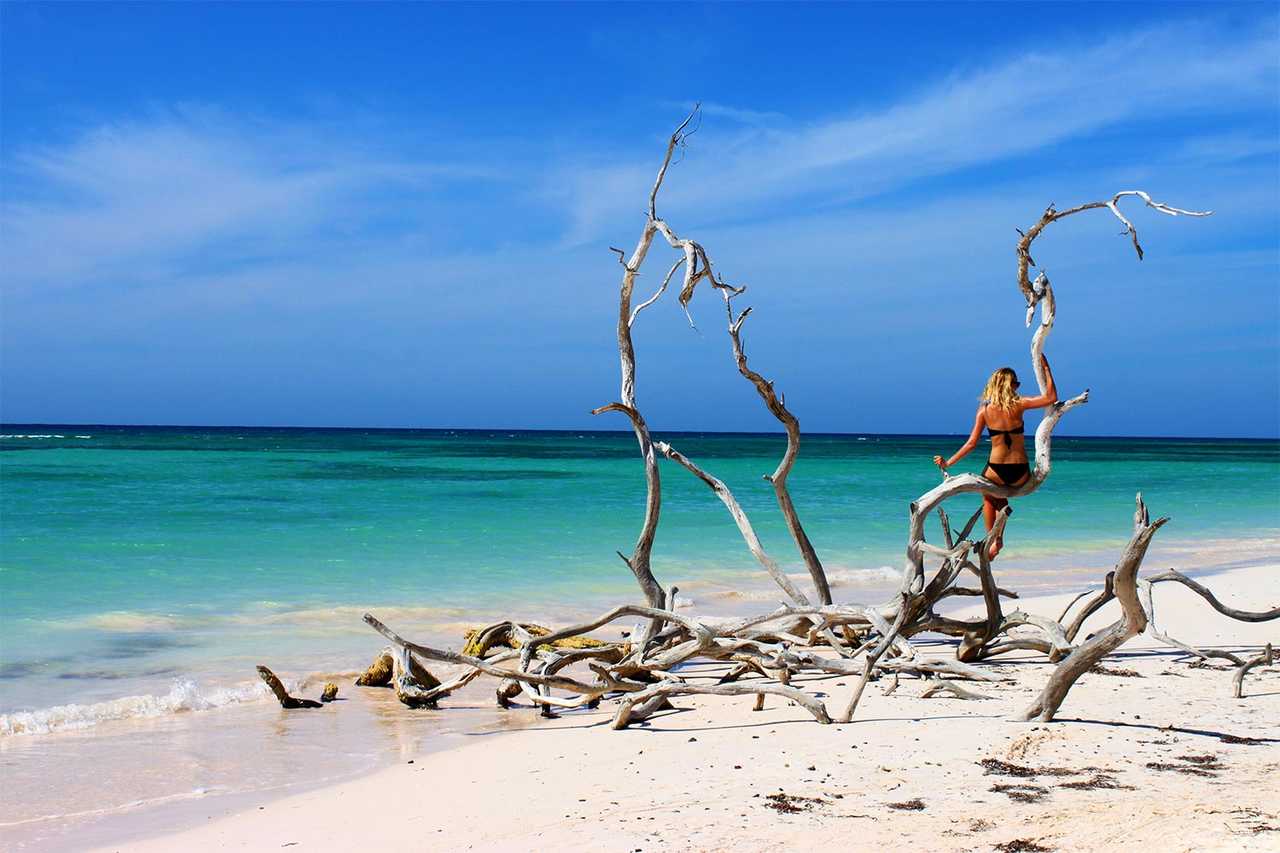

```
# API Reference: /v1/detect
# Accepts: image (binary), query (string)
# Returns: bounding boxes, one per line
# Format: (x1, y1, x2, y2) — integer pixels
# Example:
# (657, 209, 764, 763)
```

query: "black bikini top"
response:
(987, 421, 1025, 447)
(982, 402, 1024, 446)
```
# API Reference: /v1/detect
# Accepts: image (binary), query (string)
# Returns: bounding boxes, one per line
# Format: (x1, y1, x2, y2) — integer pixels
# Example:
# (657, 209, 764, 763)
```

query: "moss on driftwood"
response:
(355, 647, 442, 696)
(355, 651, 394, 687)
(461, 622, 608, 658)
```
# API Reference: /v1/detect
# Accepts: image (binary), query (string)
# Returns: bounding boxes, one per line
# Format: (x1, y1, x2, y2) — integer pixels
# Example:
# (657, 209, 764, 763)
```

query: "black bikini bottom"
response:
(984, 461, 1030, 486)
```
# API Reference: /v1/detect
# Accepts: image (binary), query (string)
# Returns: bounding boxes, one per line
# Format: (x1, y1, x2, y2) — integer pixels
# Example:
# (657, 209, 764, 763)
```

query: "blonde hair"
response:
(981, 367, 1021, 412)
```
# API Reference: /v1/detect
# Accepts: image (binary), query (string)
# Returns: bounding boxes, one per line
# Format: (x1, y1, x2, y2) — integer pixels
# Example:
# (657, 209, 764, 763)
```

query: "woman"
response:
(932, 355, 1057, 560)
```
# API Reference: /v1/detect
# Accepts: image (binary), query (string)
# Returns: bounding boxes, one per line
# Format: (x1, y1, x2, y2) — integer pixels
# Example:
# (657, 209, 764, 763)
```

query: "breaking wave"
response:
(821, 565, 902, 587)
(0, 678, 272, 737)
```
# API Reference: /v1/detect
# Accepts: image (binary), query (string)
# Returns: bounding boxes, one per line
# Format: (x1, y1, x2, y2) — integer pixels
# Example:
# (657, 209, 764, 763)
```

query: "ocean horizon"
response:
(7, 422, 1280, 440)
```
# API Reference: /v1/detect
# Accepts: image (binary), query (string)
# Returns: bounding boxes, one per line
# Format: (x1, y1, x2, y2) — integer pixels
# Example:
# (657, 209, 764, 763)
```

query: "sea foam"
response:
(0, 679, 271, 737)
(822, 565, 902, 587)
(784, 564, 901, 589)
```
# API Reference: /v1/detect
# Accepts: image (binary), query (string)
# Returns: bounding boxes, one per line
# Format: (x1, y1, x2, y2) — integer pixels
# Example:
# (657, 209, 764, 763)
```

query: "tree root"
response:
(1233, 643, 1274, 699)
(921, 679, 990, 700)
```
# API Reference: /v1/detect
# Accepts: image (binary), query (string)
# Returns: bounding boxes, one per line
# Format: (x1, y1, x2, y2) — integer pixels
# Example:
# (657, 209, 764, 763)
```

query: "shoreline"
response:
(4, 529, 1276, 738)
(5, 550, 1275, 851)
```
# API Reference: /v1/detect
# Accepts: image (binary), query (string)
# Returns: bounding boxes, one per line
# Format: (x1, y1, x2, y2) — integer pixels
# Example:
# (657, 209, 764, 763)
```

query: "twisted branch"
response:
(1016, 191, 1212, 304)
(1020, 495, 1167, 722)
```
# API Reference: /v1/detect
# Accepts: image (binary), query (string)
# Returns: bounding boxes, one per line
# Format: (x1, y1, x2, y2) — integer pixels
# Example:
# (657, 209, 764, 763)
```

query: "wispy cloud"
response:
(1172, 131, 1280, 165)
(5, 18, 1272, 298)
(557, 20, 1278, 244)
(660, 100, 788, 127)
(1, 108, 491, 289)
(3, 19, 1276, 341)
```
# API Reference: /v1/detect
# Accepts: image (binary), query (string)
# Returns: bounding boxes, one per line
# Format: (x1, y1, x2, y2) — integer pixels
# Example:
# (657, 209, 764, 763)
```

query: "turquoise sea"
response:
(2, 426, 1278, 732)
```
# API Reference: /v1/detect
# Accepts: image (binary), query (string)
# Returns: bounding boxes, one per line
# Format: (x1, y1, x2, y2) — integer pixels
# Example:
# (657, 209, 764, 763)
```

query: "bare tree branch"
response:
(654, 440, 812, 607)
(591, 111, 704, 614)
(1019, 495, 1167, 722)
(1233, 643, 1274, 699)
(724, 298, 833, 604)
(1146, 570, 1280, 622)
(1015, 192, 1211, 303)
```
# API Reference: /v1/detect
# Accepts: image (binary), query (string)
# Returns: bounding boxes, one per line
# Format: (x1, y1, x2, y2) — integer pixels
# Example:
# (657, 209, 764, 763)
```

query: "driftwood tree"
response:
(358, 111, 1276, 727)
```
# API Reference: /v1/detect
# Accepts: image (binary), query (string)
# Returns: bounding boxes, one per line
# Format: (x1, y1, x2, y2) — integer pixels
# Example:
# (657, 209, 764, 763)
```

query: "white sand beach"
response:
(88, 562, 1279, 853)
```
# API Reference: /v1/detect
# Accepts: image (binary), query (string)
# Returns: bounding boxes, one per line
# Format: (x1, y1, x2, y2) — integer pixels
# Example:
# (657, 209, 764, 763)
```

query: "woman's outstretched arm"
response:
(1018, 354, 1058, 409)
(934, 406, 985, 470)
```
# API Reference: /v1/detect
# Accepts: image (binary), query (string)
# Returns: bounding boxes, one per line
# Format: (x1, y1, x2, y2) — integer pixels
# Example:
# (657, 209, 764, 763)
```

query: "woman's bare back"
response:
(982, 404, 1028, 466)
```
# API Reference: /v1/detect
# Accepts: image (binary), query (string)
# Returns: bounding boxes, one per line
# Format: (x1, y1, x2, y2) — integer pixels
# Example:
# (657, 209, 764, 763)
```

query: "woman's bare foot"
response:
(988, 536, 1003, 560)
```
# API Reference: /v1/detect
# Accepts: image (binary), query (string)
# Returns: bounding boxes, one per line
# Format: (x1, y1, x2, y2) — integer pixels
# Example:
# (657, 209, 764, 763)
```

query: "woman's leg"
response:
(983, 494, 1008, 560)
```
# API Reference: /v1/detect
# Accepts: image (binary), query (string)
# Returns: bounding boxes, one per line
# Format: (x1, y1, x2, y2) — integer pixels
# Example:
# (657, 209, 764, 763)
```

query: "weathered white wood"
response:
(1146, 570, 1280, 623)
(1019, 495, 1166, 722)
(998, 611, 1073, 660)
(957, 514, 1010, 661)
(365, 613, 620, 698)
(1064, 572, 1115, 642)
(725, 303, 832, 604)
(654, 440, 811, 607)
(611, 680, 831, 729)
(921, 679, 990, 700)
(1055, 589, 1095, 627)
(629, 258, 684, 327)
(877, 657, 1003, 682)
(838, 594, 913, 722)
(1233, 643, 1273, 699)
(1136, 578, 1244, 665)
(593, 113, 702, 616)
(1104, 191, 1212, 260)
(386, 644, 450, 708)
(1015, 193, 1211, 304)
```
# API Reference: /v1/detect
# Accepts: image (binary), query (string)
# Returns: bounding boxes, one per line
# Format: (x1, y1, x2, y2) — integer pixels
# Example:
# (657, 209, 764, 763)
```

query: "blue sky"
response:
(2, 2, 1277, 437)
